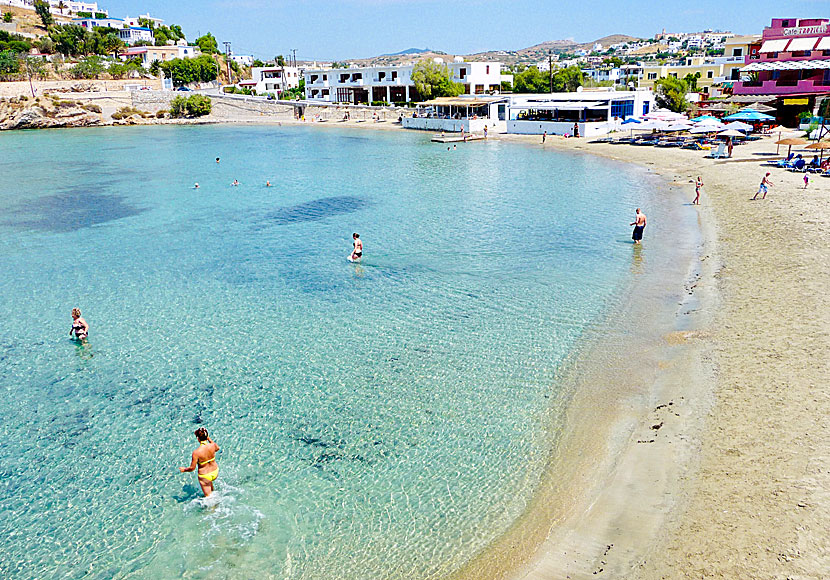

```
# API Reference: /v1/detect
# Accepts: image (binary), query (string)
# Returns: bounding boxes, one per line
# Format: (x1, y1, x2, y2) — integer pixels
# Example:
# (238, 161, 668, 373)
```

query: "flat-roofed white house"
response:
(121, 44, 202, 68)
(304, 60, 504, 104)
(507, 89, 655, 137)
(119, 27, 154, 45)
(238, 66, 301, 96)
(403, 95, 509, 133)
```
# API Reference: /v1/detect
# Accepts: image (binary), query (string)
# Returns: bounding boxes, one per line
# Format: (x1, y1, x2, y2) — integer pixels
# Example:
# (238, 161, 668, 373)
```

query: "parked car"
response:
(176, 86, 192, 92)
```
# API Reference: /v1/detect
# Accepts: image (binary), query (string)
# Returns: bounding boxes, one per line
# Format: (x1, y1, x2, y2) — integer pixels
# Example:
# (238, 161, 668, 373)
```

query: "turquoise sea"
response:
(0, 125, 672, 579)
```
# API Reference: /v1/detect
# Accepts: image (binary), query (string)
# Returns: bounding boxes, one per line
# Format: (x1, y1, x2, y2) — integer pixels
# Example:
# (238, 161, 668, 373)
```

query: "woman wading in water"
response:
(69, 308, 88, 342)
(180, 427, 220, 497)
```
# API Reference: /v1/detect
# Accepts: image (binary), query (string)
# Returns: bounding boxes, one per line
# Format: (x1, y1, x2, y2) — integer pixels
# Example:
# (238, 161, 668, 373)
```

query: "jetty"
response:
(431, 133, 486, 143)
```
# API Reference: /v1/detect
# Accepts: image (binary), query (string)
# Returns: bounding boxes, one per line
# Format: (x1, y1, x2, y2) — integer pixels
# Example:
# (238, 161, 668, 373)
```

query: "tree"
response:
(33, 0, 53, 27)
(2, 12, 12, 23)
(275, 54, 285, 66)
(552, 66, 583, 92)
(159, 54, 218, 86)
(169, 95, 187, 117)
(0, 49, 20, 79)
(50, 24, 92, 56)
(513, 65, 549, 93)
(683, 72, 701, 92)
(149, 59, 161, 76)
(252, 59, 264, 68)
(153, 28, 168, 46)
(70, 55, 104, 79)
(98, 32, 124, 56)
(410, 60, 463, 100)
(195, 32, 219, 54)
(56, 1, 67, 14)
(185, 94, 212, 116)
(654, 76, 689, 113)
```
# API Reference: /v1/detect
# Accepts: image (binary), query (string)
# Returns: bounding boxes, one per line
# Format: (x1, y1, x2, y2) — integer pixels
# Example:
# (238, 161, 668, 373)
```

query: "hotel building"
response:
(238, 66, 301, 96)
(303, 60, 504, 104)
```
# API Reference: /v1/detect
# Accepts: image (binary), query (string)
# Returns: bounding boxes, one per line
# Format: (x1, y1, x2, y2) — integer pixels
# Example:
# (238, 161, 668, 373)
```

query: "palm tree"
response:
(57, 1, 66, 15)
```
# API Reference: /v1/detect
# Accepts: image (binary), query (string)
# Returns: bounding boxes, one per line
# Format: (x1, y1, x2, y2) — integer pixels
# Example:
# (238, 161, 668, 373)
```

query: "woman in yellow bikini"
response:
(180, 427, 220, 497)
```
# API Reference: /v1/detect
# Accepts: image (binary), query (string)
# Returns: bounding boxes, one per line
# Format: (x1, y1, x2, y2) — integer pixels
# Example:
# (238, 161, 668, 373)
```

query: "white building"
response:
(403, 95, 509, 133)
(119, 27, 154, 45)
(582, 67, 623, 85)
(304, 60, 504, 104)
(121, 44, 202, 69)
(238, 66, 301, 96)
(229, 54, 255, 67)
(72, 16, 124, 30)
(3, 0, 105, 16)
(507, 89, 655, 138)
(123, 14, 164, 28)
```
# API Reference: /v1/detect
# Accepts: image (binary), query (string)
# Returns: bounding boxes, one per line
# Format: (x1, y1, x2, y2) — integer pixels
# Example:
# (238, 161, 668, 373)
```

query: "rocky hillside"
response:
(0, 96, 103, 130)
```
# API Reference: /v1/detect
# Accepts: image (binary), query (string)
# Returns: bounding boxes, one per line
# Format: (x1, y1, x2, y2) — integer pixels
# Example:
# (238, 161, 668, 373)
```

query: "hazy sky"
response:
(101, 0, 827, 60)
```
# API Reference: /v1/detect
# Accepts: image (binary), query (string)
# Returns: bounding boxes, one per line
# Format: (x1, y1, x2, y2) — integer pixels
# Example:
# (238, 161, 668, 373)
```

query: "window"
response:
(732, 48, 743, 57)
(459, 68, 466, 79)
(707, 70, 713, 78)
(486, 65, 490, 74)
(611, 99, 634, 119)
(323, 74, 328, 81)
(647, 73, 657, 80)
(392, 71, 398, 80)
(642, 101, 650, 115)
(669, 72, 678, 78)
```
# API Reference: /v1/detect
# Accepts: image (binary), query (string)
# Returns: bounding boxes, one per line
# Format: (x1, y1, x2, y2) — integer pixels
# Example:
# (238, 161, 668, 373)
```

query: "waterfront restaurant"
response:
(507, 90, 655, 137)
(402, 95, 508, 133)
(734, 18, 830, 123)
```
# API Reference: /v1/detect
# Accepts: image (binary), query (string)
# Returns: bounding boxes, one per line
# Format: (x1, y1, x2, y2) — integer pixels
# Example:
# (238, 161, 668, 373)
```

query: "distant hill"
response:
(381, 48, 436, 56)
(342, 34, 644, 67)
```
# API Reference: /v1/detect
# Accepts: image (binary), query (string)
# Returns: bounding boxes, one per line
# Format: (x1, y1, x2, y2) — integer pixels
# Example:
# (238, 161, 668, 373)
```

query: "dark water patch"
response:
(265, 196, 369, 225)
(5, 189, 147, 233)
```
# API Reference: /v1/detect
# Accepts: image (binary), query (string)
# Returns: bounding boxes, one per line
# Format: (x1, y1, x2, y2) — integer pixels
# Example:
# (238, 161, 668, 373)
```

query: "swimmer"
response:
(215, 157, 220, 164)
(69, 307, 88, 341)
(194, 183, 200, 189)
(350, 232, 363, 262)
(266, 180, 272, 187)
(232, 179, 239, 186)
(180, 427, 220, 497)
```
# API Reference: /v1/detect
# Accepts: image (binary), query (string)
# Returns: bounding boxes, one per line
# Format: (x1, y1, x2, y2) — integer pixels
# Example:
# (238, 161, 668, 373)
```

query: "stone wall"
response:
(0, 79, 162, 98)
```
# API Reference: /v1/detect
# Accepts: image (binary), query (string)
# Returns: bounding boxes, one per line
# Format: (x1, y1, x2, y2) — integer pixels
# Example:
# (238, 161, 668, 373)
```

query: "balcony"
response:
(733, 78, 830, 95)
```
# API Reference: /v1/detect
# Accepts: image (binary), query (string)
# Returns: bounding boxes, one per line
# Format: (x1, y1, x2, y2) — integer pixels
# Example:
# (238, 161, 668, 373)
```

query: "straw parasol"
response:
(718, 129, 745, 138)
(775, 137, 808, 157)
(805, 140, 830, 163)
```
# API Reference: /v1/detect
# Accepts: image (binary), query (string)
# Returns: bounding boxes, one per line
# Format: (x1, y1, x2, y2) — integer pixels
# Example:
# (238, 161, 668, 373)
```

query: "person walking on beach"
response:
(803, 173, 809, 189)
(693, 176, 702, 205)
(483, 125, 488, 139)
(630, 208, 647, 244)
(350, 232, 363, 262)
(542, 131, 547, 144)
(180, 427, 220, 497)
(753, 172, 773, 200)
(573, 122, 580, 138)
(70, 308, 89, 341)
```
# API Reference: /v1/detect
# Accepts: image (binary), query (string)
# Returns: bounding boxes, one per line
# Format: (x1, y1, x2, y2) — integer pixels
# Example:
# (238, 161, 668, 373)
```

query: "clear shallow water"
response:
(1, 125, 656, 579)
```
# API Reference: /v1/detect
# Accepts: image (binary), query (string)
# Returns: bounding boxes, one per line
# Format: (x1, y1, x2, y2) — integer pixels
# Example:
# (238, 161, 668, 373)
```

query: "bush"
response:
(371, 101, 389, 107)
(82, 103, 102, 113)
(112, 106, 148, 120)
(2, 12, 12, 23)
(169, 95, 187, 117)
(70, 56, 104, 79)
(156, 109, 168, 118)
(185, 94, 211, 116)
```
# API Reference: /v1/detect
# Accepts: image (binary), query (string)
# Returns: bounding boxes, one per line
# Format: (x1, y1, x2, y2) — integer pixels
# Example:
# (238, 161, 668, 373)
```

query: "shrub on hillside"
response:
(170, 94, 212, 118)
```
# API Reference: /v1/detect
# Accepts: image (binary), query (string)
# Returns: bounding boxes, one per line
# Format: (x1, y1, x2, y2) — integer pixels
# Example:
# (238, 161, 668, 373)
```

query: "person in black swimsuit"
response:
(350, 233, 363, 261)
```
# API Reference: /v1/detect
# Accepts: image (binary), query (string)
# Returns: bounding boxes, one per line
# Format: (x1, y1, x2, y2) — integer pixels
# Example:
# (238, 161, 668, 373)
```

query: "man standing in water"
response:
(630, 208, 647, 244)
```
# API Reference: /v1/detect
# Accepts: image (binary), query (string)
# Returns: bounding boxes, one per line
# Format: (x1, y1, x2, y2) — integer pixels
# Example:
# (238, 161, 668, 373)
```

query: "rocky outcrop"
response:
(0, 96, 103, 130)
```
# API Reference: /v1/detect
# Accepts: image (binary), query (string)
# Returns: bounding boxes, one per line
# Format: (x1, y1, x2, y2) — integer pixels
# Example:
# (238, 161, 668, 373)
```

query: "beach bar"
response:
(402, 95, 508, 133)
(507, 90, 655, 137)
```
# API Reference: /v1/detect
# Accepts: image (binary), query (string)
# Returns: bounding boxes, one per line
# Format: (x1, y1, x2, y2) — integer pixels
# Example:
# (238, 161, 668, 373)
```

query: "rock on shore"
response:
(0, 96, 103, 130)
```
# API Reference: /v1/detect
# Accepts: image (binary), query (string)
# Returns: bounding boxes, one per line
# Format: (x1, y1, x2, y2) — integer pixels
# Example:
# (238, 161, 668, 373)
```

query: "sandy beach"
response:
(487, 134, 830, 579)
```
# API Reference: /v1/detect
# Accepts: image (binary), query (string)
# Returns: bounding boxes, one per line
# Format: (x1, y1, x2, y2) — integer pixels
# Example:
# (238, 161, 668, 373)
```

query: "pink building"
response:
(735, 18, 830, 99)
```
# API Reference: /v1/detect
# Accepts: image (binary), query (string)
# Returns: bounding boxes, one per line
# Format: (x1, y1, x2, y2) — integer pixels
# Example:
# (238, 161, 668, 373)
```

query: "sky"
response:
(102, 0, 830, 60)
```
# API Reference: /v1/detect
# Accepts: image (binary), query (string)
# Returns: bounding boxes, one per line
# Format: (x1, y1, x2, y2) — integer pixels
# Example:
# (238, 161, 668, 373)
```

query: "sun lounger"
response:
(706, 143, 726, 159)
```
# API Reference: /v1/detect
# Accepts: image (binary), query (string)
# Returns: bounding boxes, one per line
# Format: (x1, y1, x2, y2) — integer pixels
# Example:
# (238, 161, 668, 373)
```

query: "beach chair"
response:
(706, 143, 726, 159)
(788, 159, 807, 172)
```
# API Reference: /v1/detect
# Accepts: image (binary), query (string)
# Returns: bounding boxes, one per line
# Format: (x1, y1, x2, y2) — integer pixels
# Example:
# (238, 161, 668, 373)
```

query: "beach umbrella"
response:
(690, 124, 723, 134)
(718, 129, 744, 138)
(636, 119, 670, 131)
(691, 115, 718, 122)
(805, 140, 830, 163)
(775, 137, 808, 157)
(724, 109, 775, 122)
(723, 121, 753, 133)
(665, 122, 693, 132)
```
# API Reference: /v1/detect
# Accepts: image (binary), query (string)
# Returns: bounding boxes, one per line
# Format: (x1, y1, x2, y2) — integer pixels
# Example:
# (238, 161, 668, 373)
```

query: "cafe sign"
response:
(782, 24, 828, 36)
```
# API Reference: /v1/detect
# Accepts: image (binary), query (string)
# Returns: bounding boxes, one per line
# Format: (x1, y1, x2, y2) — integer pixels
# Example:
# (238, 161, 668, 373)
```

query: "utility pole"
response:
(223, 41, 232, 84)
(291, 49, 297, 68)
(548, 50, 553, 93)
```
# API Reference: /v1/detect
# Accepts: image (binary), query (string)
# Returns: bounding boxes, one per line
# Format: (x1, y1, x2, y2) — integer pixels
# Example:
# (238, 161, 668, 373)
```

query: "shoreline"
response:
(7, 116, 827, 578)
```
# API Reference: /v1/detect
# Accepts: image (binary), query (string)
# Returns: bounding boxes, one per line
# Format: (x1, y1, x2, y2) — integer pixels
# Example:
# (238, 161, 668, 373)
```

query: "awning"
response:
(759, 38, 790, 53)
(817, 37, 830, 51)
(419, 97, 503, 106)
(786, 37, 819, 52)
(741, 59, 830, 72)
(516, 102, 610, 111)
